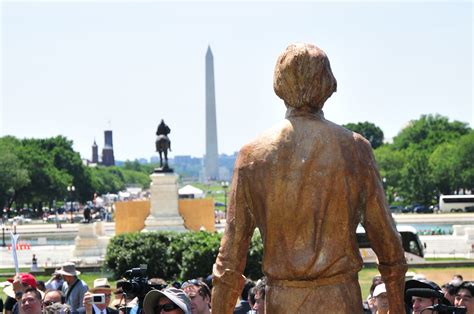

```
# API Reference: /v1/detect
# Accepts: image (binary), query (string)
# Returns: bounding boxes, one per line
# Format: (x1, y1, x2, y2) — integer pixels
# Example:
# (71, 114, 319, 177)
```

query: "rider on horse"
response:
(156, 120, 172, 169)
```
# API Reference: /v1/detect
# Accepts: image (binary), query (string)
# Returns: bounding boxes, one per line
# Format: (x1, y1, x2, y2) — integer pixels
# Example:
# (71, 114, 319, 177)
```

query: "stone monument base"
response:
(73, 221, 110, 258)
(142, 172, 187, 232)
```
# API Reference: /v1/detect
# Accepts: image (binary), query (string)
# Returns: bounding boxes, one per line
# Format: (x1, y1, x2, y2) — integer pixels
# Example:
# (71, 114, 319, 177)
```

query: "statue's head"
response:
(273, 43, 337, 112)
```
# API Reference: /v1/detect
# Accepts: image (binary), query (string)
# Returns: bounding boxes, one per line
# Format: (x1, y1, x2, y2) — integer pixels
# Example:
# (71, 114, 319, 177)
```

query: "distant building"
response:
(91, 140, 98, 164)
(102, 130, 115, 166)
(87, 130, 116, 167)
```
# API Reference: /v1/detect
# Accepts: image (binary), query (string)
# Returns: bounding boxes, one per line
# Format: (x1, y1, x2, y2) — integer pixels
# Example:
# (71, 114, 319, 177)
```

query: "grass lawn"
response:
(359, 266, 474, 299)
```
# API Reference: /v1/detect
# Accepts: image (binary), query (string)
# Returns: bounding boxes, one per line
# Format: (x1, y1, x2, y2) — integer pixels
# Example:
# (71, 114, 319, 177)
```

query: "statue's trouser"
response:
(266, 274, 363, 314)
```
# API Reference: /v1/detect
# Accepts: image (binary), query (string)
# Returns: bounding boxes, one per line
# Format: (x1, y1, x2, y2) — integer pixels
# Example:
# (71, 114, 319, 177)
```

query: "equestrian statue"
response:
(155, 119, 173, 172)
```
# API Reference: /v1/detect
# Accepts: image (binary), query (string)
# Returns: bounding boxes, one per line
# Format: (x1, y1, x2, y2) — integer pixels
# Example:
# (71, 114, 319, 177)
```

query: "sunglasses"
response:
(156, 303, 179, 312)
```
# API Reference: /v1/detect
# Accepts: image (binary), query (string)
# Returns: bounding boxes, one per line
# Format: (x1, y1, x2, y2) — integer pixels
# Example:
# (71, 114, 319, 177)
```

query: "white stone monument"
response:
(143, 172, 186, 232)
(73, 221, 110, 261)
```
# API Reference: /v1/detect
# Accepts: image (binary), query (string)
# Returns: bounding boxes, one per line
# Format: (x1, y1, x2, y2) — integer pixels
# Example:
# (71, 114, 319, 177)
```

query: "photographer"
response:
(120, 268, 167, 314)
(82, 278, 117, 314)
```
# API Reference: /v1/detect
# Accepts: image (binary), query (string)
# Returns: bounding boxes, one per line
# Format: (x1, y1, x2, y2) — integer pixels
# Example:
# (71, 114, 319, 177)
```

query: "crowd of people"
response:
(364, 273, 473, 314)
(0, 261, 471, 314)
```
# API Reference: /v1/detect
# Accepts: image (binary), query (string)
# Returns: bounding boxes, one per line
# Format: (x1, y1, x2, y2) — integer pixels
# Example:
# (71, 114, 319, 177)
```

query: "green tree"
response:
(343, 121, 384, 149)
(374, 145, 406, 203)
(429, 142, 459, 195)
(392, 114, 470, 152)
(399, 149, 435, 205)
(454, 131, 474, 191)
(0, 137, 30, 208)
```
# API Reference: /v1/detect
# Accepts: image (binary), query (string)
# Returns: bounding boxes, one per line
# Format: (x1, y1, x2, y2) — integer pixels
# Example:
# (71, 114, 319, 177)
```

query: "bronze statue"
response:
(155, 119, 172, 171)
(211, 43, 407, 313)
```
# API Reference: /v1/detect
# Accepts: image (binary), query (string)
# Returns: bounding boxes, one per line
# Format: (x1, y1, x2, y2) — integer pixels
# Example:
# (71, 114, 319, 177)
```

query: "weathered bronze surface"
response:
(154, 119, 172, 173)
(211, 43, 407, 313)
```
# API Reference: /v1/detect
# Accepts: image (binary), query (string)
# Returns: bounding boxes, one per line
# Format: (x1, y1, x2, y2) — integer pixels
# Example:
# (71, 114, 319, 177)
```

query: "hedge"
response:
(105, 230, 264, 281)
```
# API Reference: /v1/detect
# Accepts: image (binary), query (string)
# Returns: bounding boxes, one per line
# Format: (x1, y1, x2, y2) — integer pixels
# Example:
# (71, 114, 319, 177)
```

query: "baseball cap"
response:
(7, 273, 37, 289)
(373, 283, 387, 297)
(144, 288, 191, 314)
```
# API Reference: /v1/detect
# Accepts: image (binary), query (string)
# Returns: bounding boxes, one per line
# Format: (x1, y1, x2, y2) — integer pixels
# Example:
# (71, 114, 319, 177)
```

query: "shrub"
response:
(105, 230, 264, 281)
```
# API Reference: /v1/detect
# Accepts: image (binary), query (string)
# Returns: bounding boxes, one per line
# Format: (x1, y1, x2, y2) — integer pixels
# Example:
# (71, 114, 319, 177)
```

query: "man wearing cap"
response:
(82, 278, 117, 314)
(57, 262, 89, 313)
(6, 273, 39, 314)
(212, 43, 407, 313)
(143, 288, 191, 314)
(405, 279, 452, 314)
(372, 283, 389, 314)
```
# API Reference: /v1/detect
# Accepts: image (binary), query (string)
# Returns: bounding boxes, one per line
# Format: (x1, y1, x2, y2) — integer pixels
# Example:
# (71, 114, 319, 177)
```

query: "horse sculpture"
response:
(155, 135, 171, 169)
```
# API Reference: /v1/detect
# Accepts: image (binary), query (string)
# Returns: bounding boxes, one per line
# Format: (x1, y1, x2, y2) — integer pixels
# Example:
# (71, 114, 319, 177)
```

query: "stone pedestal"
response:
(143, 172, 186, 232)
(73, 221, 109, 259)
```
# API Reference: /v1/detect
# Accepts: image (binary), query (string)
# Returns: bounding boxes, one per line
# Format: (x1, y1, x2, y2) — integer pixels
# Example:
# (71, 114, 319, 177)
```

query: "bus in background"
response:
(357, 225, 425, 264)
(439, 194, 474, 213)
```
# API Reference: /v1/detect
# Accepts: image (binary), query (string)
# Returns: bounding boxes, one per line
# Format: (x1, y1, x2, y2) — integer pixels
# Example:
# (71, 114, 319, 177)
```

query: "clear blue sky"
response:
(1, 1, 472, 161)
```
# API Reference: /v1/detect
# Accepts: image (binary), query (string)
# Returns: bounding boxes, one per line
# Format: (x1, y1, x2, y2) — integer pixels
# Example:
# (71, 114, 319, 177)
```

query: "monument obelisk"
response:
(205, 45, 219, 181)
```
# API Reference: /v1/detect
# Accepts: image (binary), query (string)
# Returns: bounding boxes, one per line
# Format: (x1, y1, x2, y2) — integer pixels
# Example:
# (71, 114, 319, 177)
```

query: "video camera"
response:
(121, 266, 167, 312)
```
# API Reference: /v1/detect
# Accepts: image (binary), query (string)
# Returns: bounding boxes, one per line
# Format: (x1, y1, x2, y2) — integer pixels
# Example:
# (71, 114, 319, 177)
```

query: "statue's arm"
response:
(211, 153, 256, 314)
(358, 140, 408, 313)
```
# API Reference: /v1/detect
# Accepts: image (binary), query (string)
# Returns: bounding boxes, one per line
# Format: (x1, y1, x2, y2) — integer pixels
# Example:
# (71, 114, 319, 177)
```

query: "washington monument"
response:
(205, 45, 219, 180)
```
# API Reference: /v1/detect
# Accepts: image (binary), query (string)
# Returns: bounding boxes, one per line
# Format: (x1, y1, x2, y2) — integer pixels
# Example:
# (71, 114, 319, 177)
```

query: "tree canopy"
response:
(342, 121, 384, 149)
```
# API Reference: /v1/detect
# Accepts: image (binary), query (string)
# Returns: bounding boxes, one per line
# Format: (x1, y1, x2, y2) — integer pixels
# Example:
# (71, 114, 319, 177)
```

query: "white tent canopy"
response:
(178, 185, 205, 199)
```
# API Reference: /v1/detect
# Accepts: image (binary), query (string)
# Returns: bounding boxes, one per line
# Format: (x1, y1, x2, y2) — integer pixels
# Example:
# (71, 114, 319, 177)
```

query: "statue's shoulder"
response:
(236, 120, 290, 167)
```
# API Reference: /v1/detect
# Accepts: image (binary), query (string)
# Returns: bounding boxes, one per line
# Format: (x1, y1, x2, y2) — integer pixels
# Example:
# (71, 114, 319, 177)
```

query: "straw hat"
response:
(90, 278, 115, 292)
(55, 262, 81, 277)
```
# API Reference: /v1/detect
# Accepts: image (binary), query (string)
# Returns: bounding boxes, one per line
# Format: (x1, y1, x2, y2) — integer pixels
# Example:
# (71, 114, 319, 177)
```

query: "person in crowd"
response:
(405, 279, 451, 314)
(372, 283, 389, 314)
(252, 279, 265, 314)
(365, 275, 384, 314)
(43, 289, 65, 306)
(82, 278, 117, 314)
(233, 279, 255, 314)
(4, 292, 17, 314)
(43, 303, 71, 314)
(441, 282, 457, 305)
(182, 279, 211, 314)
(454, 275, 465, 282)
(36, 281, 46, 293)
(8, 273, 39, 314)
(45, 270, 64, 291)
(19, 288, 42, 314)
(247, 284, 256, 313)
(143, 287, 191, 314)
(454, 281, 474, 314)
(57, 262, 89, 313)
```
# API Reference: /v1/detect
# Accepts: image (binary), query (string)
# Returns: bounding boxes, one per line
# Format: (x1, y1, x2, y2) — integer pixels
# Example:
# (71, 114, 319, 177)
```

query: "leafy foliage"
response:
(105, 230, 265, 281)
(0, 135, 151, 211)
(343, 121, 384, 149)
(374, 114, 472, 205)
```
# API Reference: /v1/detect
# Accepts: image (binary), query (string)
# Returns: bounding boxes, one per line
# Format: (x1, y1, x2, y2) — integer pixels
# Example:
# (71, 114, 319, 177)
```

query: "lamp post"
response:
(382, 177, 389, 203)
(221, 181, 229, 218)
(1, 221, 6, 247)
(67, 185, 75, 223)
